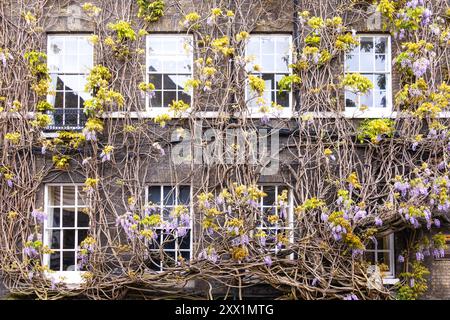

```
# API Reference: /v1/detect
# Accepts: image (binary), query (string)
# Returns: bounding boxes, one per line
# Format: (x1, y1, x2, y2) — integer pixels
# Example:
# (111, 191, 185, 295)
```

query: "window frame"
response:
(365, 233, 395, 279)
(255, 185, 294, 257)
(43, 183, 90, 284)
(145, 34, 194, 116)
(46, 34, 93, 130)
(344, 33, 393, 118)
(144, 184, 193, 272)
(245, 34, 294, 118)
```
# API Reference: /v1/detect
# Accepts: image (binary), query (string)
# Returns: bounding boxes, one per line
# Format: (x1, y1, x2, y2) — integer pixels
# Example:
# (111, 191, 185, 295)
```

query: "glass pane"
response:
(148, 74, 162, 90)
(50, 230, 60, 249)
(375, 74, 386, 90)
(163, 186, 175, 205)
(177, 75, 190, 92)
(178, 186, 190, 205)
(179, 232, 190, 249)
(78, 54, 92, 73)
(50, 252, 61, 271)
(375, 37, 387, 54)
(177, 57, 192, 73)
(275, 54, 289, 73)
(162, 58, 177, 73)
(345, 91, 357, 108)
(261, 54, 275, 71)
(148, 57, 162, 72)
(262, 74, 275, 91)
(63, 186, 76, 205)
(162, 38, 178, 53)
(261, 37, 275, 53)
(178, 91, 191, 105)
(63, 229, 76, 249)
(345, 54, 359, 72)
(77, 229, 88, 246)
(164, 74, 177, 90)
(150, 91, 162, 108)
(374, 91, 387, 108)
(162, 234, 175, 250)
(77, 188, 87, 206)
(148, 186, 161, 204)
(360, 54, 374, 71)
(64, 91, 79, 109)
(63, 55, 79, 73)
(163, 91, 177, 108)
(62, 251, 76, 271)
(49, 207, 60, 228)
(247, 37, 260, 56)
(62, 208, 75, 227)
(375, 55, 387, 71)
(148, 38, 163, 54)
(360, 37, 374, 53)
(263, 186, 276, 205)
(77, 211, 89, 228)
(48, 37, 64, 72)
(276, 37, 290, 55)
(49, 186, 61, 206)
(360, 91, 373, 108)
(180, 250, 190, 261)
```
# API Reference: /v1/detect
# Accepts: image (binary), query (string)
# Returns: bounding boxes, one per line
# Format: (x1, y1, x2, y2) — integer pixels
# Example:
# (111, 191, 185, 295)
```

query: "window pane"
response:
(360, 54, 374, 71)
(345, 54, 359, 72)
(262, 74, 275, 91)
(148, 38, 163, 54)
(63, 186, 76, 205)
(261, 37, 275, 53)
(150, 91, 162, 108)
(360, 91, 373, 108)
(247, 37, 260, 56)
(375, 55, 387, 71)
(178, 186, 190, 205)
(148, 58, 162, 72)
(50, 252, 61, 271)
(148, 74, 162, 90)
(162, 234, 175, 250)
(49, 186, 61, 206)
(62, 208, 75, 227)
(163, 91, 177, 108)
(360, 37, 374, 53)
(263, 186, 276, 205)
(276, 37, 290, 55)
(63, 229, 76, 249)
(148, 186, 161, 204)
(375, 37, 387, 54)
(164, 75, 177, 90)
(77, 229, 88, 246)
(162, 58, 177, 73)
(275, 54, 289, 73)
(77, 211, 89, 228)
(50, 230, 60, 249)
(374, 91, 387, 108)
(375, 74, 386, 90)
(179, 232, 190, 249)
(163, 186, 175, 205)
(345, 91, 357, 108)
(49, 207, 60, 228)
(261, 54, 275, 71)
(62, 251, 76, 271)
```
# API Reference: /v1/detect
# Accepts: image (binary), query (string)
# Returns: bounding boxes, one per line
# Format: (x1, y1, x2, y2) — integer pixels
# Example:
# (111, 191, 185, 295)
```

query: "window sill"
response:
(45, 271, 86, 288)
(382, 278, 399, 285)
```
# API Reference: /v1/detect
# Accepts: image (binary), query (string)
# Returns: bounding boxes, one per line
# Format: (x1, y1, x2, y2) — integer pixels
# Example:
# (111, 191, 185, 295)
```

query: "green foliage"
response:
(341, 73, 374, 94)
(357, 119, 395, 144)
(248, 75, 265, 95)
(278, 75, 301, 93)
(53, 131, 86, 149)
(137, 0, 165, 22)
(107, 20, 136, 41)
(396, 262, 430, 300)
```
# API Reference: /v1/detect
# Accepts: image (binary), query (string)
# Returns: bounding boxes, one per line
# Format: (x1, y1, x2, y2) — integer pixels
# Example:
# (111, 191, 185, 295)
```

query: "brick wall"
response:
(425, 260, 450, 300)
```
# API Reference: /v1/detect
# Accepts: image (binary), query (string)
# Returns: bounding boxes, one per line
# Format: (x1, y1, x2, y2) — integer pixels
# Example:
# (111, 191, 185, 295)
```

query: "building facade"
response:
(0, 0, 449, 300)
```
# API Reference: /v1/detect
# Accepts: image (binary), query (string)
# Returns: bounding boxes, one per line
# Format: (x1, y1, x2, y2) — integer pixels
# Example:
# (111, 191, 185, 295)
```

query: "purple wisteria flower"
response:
(31, 209, 47, 223)
(398, 254, 405, 263)
(353, 209, 366, 222)
(343, 294, 359, 300)
(434, 219, 441, 228)
(6, 179, 13, 188)
(394, 181, 410, 197)
(264, 256, 273, 267)
(352, 249, 363, 258)
(433, 248, 445, 259)
(412, 57, 430, 78)
(260, 114, 270, 125)
(24, 246, 38, 258)
(421, 8, 432, 27)
(415, 251, 425, 261)
(375, 217, 383, 227)
(100, 151, 111, 162)
(311, 278, 318, 287)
